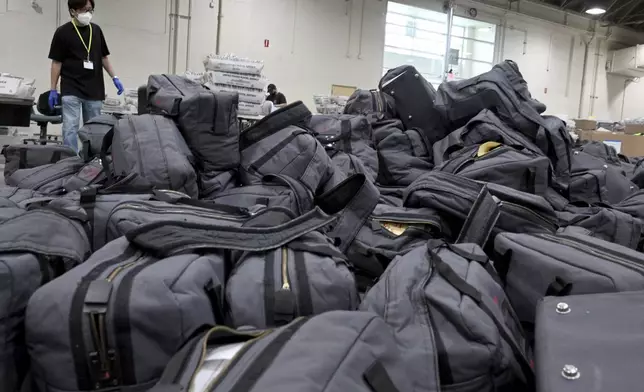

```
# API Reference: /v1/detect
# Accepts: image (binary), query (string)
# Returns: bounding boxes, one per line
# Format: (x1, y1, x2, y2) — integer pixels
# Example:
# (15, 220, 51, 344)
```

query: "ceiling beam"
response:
(559, 0, 580, 9)
(615, 0, 644, 24)
(604, 0, 642, 18)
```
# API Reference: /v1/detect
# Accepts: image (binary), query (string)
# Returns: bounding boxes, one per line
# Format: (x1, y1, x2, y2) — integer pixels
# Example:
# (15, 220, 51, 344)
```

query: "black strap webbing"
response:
(430, 249, 535, 389)
(315, 174, 380, 253)
(51, 150, 62, 163)
(264, 251, 276, 326)
(545, 277, 573, 297)
(363, 361, 400, 392)
(19, 148, 27, 169)
(80, 187, 97, 247)
(100, 127, 115, 183)
(293, 251, 313, 317)
(249, 131, 305, 173)
(204, 280, 226, 325)
(227, 318, 307, 392)
(340, 120, 353, 154)
(456, 185, 500, 247)
(126, 207, 337, 257)
(36, 255, 51, 286)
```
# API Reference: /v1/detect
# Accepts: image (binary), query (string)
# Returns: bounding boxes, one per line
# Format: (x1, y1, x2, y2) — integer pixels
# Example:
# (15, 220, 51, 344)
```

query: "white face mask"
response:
(76, 12, 92, 26)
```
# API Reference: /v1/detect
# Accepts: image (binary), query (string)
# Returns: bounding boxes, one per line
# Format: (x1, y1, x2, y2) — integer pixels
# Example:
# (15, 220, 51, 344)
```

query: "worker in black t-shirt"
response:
(48, 0, 123, 152)
(266, 84, 287, 106)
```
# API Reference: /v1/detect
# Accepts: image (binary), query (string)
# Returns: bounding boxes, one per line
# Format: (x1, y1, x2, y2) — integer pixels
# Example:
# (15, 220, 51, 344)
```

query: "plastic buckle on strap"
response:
(84, 280, 113, 313)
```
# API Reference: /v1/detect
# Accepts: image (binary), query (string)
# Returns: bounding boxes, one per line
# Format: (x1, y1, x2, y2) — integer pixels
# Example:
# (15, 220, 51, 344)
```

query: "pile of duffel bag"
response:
(3, 63, 644, 392)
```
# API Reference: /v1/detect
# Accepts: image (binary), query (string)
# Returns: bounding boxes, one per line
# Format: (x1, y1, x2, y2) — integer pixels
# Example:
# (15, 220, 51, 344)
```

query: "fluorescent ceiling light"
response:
(585, 7, 606, 15)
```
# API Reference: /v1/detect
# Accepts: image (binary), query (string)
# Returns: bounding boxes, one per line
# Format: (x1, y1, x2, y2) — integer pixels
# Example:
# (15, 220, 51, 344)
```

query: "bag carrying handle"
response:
(100, 127, 115, 184)
(151, 189, 251, 216)
(456, 185, 501, 247)
(126, 207, 337, 257)
(315, 174, 380, 253)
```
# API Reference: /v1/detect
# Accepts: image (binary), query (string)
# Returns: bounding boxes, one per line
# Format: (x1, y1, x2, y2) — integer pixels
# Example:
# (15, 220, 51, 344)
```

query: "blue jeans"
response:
(61, 95, 102, 152)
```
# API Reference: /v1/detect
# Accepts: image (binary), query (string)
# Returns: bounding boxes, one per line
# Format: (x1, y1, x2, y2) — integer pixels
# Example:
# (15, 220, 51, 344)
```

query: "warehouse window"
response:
(383, 2, 496, 85)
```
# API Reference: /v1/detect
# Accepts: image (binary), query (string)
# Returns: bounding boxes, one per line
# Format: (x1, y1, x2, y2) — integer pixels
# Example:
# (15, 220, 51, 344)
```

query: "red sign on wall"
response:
(264, 39, 270, 48)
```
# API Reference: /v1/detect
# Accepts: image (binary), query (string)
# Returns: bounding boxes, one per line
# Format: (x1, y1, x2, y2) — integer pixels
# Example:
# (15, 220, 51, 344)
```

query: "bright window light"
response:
(585, 7, 606, 15)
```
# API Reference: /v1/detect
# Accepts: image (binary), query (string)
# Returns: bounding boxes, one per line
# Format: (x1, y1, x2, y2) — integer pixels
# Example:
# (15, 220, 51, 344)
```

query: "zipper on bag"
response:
(371, 215, 441, 237)
(538, 233, 644, 276)
(281, 247, 290, 290)
(273, 247, 296, 325)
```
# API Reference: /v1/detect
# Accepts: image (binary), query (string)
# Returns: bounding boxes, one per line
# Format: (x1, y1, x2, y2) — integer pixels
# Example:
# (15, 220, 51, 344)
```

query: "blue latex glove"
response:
(48, 90, 59, 110)
(113, 77, 124, 95)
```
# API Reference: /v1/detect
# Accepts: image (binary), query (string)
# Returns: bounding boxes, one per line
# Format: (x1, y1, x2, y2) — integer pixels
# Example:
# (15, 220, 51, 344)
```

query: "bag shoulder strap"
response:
(456, 185, 501, 247)
(428, 247, 535, 390)
(126, 207, 337, 257)
(315, 174, 380, 253)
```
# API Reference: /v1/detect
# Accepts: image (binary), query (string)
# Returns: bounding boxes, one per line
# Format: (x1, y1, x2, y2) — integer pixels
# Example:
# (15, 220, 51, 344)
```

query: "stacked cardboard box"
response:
(578, 130, 644, 157)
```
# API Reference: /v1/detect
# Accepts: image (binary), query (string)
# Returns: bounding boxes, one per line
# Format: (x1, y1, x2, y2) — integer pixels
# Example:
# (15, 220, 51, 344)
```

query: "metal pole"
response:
(578, 36, 591, 118)
(171, 0, 180, 74)
(186, 0, 192, 72)
(443, 1, 455, 81)
(215, 0, 223, 55)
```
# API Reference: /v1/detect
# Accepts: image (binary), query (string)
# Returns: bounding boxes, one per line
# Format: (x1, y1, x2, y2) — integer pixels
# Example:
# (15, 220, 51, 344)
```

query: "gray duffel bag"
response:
(149, 311, 414, 392)
(555, 204, 642, 249)
(0, 186, 42, 205)
(20, 183, 156, 252)
(104, 191, 301, 243)
(78, 114, 118, 161)
(26, 207, 337, 392)
(2, 143, 76, 179)
(103, 114, 199, 198)
(316, 173, 443, 292)
(0, 210, 91, 392)
(361, 190, 535, 392)
(6, 156, 86, 194)
(310, 114, 379, 181)
(146, 75, 240, 177)
(494, 230, 644, 327)
(227, 230, 358, 329)
(239, 101, 345, 194)
(434, 142, 552, 195)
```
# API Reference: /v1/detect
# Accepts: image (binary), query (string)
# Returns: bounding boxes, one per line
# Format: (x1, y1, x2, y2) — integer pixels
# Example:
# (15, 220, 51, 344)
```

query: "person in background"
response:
(266, 84, 287, 106)
(48, 0, 124, 152)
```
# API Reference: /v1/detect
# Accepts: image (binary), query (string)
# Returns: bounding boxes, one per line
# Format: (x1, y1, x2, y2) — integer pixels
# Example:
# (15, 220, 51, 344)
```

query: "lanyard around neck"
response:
(72, 21, 93, 60)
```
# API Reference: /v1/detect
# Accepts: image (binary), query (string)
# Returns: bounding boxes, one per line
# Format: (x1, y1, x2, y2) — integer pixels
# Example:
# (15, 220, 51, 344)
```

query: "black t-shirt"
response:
(266, 92, 287, 105)
(48, 22, 110, 100)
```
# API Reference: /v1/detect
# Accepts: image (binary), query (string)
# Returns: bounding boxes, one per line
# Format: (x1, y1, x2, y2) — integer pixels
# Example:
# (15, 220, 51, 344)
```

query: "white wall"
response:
(218, 0, 387, 108)
(2, 0, 644, 131)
